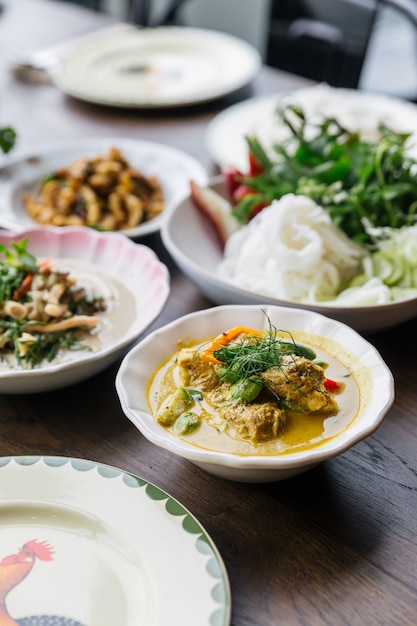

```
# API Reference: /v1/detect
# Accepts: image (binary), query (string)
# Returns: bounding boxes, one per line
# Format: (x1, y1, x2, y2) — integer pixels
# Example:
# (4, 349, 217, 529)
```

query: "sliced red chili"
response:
(324, 378, 341, 391)
(248, 151, 264, 176)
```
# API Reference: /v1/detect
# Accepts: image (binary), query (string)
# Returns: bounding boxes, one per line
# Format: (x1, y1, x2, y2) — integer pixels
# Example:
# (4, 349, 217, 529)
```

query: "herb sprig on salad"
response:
(230, 105, 417, 244)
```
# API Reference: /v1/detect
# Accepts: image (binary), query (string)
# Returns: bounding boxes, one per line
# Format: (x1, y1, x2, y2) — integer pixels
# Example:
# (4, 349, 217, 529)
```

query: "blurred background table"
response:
(1, 1, 417, 625)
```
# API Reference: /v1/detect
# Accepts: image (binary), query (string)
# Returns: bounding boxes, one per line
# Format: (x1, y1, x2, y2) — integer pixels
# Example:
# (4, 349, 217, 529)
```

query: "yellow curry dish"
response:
(148, 319, 364, 456)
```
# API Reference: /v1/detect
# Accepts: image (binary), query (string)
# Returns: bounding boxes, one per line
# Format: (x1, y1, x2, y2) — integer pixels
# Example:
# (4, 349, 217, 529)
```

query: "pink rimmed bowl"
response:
(0, 227, 170, 393)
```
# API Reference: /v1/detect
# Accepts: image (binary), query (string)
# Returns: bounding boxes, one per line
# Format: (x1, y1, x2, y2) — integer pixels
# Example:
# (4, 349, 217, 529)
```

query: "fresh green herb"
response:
(0, 319, 90, 368)
(41, 172, 62, 185)
(0, 239, 38, 302)
(0, 127, 16, 154)
(236, 105, 417, 244)
(213, 329, 316, 383)
(0, 238, 38, 273)
(19, 329, 91, 367)
(207, 314, 320, 410)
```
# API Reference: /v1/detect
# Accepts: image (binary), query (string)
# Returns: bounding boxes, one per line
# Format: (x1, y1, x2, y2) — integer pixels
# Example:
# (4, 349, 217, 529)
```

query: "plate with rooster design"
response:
(0, 456, 231, 626)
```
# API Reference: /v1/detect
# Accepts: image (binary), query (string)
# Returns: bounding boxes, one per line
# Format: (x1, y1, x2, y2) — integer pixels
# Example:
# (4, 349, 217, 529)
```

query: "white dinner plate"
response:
(0, 137, 208, 237)
(51, 26, 262, 108)
(0, 456, 231, 625)
(204, 84, 417, 170)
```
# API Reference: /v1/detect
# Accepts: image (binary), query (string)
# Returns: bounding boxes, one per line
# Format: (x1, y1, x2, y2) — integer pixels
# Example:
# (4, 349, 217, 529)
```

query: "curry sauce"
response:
(148, 326, 365, 457)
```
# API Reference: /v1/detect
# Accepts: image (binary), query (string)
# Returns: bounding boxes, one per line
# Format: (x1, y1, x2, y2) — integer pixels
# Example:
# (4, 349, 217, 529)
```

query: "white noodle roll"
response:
(219, 194, 363, 303)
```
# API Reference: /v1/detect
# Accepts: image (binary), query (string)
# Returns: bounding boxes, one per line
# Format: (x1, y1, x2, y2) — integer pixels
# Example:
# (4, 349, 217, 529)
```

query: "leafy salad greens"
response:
(224, 105, 417, 301)
(236, 105, 417, 241)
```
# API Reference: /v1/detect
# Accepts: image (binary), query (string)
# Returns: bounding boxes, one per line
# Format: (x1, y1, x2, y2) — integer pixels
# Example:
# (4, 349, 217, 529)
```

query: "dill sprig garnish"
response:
(196, 314, 319, 408)
(213, 318, 316, 384)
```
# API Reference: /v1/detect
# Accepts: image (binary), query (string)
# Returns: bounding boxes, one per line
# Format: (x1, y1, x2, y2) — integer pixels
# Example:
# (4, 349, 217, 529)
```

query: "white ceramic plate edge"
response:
(0, 455, 231, 625)
(52, 26, 262, 108)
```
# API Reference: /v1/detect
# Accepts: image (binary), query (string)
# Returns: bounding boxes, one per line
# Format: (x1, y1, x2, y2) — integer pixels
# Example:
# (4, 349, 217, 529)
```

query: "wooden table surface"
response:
(1, 2, 417, 625)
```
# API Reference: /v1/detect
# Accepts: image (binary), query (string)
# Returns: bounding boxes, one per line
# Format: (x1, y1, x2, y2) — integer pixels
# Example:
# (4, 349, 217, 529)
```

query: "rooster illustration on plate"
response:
(0, 540, 84, 626)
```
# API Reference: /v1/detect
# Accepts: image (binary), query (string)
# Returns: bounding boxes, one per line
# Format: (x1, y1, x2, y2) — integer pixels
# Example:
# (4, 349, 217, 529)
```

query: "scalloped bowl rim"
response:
(0, 227, 170, 385)
(116, 304, 395, 476)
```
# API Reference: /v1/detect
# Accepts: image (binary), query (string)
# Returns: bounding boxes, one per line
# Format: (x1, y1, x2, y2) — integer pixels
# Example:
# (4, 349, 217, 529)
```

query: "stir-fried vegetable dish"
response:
(0, 239, 106, 368)
(22, 147, 164, 231)
(150, 317, 350, 451)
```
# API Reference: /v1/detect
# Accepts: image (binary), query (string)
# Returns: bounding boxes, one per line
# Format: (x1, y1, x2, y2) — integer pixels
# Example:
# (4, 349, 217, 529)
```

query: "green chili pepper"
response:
(174, 412, 201, 435)
(230, 377, 263, 403)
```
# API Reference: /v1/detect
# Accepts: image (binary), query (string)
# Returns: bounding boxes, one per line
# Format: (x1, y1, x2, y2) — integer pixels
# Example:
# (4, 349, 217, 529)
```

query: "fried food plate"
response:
(0, 137, 208, 237)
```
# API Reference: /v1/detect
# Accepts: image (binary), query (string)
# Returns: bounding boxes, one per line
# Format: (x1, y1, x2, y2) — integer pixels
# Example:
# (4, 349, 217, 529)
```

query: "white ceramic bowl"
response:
(161, 177, 417, 333)
(115, 304, 394, 483)
(0, 227, 170, 393)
